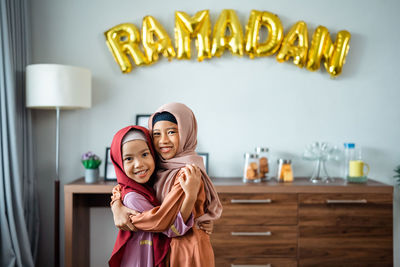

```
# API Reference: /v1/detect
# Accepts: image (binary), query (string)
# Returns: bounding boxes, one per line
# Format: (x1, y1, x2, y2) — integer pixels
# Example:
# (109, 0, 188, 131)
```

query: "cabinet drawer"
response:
(218, 193, 297, 226)
(212, 225, 297, 258)
(299, 193, 392, 226)
(299, 247, 392, 267)
(299, 193, 392, 205)
(298, 193, 393, 266)
(299, 225, 393, 265)
(216, 257, 297, 267)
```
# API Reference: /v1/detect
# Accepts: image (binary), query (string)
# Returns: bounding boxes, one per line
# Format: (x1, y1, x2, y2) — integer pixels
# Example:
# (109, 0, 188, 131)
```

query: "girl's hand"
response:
(178, 164, 201, 199)
(111, 200, 140, 231)
(199, 220, 214, 235)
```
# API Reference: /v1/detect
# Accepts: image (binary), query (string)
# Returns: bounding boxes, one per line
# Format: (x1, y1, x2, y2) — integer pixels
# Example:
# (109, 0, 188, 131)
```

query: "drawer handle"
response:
(326, 199, 367, 204)
(231, 265, 271, 267)
(231, 199, 272, 204)
(231, 231, 271, 236)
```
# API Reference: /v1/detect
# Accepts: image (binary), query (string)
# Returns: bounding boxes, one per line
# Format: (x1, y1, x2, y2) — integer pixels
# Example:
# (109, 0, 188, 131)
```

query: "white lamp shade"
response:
(26, 64, 91, 109)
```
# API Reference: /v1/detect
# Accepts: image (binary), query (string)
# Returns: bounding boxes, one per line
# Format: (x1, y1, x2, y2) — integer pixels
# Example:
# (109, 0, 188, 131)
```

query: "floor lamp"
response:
(26, 64, 91, 267)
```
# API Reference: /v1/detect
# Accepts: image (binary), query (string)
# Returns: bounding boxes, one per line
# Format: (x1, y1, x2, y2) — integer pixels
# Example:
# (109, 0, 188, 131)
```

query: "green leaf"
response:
(82, 159, 101, 169)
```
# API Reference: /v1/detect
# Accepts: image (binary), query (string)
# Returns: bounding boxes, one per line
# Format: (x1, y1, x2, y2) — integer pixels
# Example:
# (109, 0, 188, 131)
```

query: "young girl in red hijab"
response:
(111, 103, 223, 266)
(108, 125, 201, 267)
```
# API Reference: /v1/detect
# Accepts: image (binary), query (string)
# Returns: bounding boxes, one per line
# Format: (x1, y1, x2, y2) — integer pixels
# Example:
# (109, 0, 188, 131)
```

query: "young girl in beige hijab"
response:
(111, 103, 222, 266)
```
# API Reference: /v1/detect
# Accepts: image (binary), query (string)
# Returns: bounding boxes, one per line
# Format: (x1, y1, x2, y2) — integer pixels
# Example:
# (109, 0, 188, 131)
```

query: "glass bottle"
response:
(343, 143, 355, 179)
(276, 159, 293, 182)
(243, 153, 261, 183)
(255, 147, 269, 181)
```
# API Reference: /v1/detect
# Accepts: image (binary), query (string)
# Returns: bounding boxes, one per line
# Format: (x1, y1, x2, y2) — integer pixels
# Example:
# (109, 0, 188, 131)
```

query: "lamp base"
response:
(55, 179, 60, 267)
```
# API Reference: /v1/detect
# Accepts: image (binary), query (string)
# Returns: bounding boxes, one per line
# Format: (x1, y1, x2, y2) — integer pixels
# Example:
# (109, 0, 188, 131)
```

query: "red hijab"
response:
(108, 125, 170, 267)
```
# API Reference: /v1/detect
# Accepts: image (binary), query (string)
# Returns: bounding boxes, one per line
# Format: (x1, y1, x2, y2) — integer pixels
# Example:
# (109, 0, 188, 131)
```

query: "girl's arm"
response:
(110, 182, 185, 232)
(199, 220, 213, 235)
(111, 199, 138, 231)
(163, 212, 194, 238)
(123, 192, 194, 237)
(127, 180, 183, 232)
(177, 164, 201, 222)
(128, 165, 201, 232)
(110, 185, 139, 231)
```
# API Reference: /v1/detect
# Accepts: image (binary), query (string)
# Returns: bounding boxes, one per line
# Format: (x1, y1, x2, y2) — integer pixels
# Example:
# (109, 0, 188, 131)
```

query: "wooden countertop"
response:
(65, 177, 393, 194)
(212, 177, 393, 194)
(64, 178, 116, 194)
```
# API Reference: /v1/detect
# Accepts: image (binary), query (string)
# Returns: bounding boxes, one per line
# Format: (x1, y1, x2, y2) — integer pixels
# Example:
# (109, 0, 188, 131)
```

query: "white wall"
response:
(30, 0, 400, 266)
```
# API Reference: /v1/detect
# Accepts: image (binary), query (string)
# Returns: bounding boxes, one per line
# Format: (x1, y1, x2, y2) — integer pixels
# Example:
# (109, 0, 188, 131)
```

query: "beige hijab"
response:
(149, 102, 222, 223)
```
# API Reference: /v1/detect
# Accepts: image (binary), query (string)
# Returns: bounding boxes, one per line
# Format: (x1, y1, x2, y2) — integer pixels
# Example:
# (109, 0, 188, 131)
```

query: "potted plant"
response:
(82, 151, 101, 183)
(394, 165, 400, 187)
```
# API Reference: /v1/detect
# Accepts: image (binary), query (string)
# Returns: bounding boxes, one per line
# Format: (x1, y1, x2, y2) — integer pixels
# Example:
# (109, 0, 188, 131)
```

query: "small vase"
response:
(85, 168, 99, 183)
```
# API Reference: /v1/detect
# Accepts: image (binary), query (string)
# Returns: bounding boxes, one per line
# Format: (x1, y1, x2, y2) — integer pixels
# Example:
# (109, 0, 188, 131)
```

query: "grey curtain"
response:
(0, 0, 39, 266)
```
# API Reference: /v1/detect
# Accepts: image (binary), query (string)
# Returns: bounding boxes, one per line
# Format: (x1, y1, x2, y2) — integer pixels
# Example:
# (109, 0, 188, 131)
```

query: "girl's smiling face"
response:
(122, 140, 155, 183)
(152, 120, 180, 160)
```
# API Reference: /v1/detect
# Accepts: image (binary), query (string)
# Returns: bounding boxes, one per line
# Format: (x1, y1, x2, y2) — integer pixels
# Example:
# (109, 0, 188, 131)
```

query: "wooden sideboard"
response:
(64, 178, 115, 267)
(64, 177, 393, 267)
(211, 177, 393, 267)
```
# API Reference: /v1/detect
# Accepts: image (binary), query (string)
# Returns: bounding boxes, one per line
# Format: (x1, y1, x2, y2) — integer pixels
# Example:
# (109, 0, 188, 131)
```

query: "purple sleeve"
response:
(162, 211, 194, 238)
(123, 192, 154, 213)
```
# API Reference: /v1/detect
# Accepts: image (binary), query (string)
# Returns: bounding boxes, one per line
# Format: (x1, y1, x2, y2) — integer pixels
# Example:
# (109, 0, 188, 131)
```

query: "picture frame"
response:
(135, 114, 151, 128)
(198, 152, 209, 173)
(104, 147, 117, 181)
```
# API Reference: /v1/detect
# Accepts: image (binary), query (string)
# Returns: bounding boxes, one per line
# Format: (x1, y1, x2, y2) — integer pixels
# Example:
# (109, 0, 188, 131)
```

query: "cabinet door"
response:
(217, 193, 298, 226)
(215, 257, 297, 267)
(212, 193, 298, 265)
(212, 225, 297, 258)
(298, 193, 393, 267)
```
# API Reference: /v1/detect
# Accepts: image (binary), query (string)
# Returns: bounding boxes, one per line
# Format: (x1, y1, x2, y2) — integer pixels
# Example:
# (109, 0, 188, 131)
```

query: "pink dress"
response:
(120, 192, 194, 267)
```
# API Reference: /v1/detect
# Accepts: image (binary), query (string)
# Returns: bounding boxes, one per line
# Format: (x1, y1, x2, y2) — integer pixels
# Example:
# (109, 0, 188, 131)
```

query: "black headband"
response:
(152, 111, 177, 126)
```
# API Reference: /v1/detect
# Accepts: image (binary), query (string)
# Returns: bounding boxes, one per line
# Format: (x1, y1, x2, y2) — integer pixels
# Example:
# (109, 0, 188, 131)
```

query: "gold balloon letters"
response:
(211, 9, 244, 57)
(276, 21, 309, 68)
(104, 23, 148, 73)
(104, 9, 351, 77)
(142, 16, 176, 63)
(306, 26, 351, 77)
(175, 10, 211, 61)
(245, 10, 283, 58)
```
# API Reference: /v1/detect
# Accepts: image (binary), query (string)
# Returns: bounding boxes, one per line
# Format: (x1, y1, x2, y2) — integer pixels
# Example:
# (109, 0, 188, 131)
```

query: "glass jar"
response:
(243, 153, 261, 183)
(344, 144, 369, 183)
(255, 147, 269, 181)
(276, 159, 293, 182)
